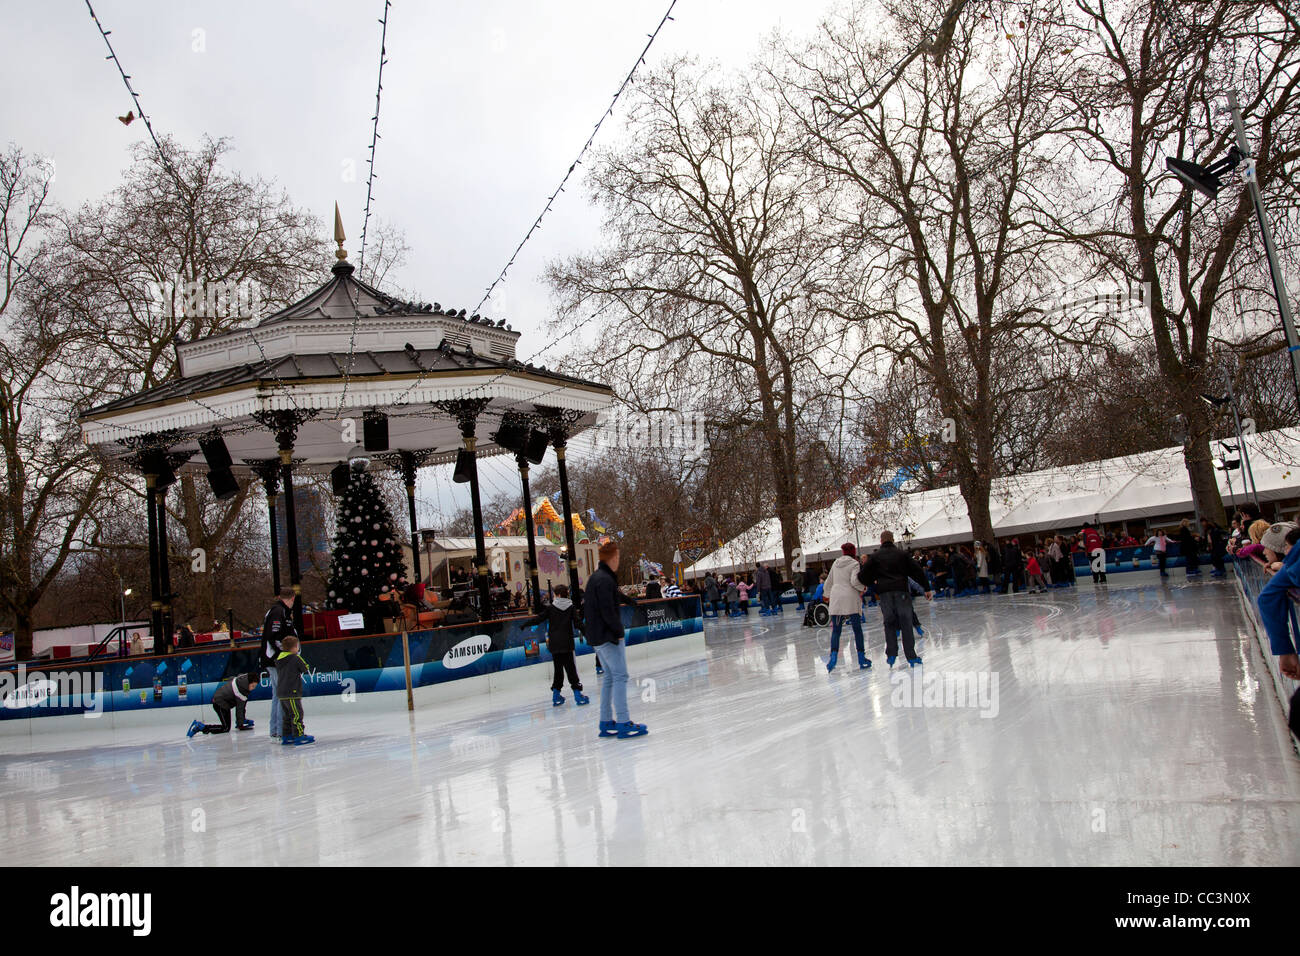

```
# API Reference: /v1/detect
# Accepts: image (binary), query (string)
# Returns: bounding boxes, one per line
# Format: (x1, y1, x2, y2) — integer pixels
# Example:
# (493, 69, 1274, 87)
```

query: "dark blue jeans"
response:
(829, 614, 865, 656)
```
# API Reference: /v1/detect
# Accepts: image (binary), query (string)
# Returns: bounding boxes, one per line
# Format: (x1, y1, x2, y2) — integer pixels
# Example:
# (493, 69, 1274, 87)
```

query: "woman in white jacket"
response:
(824, 542, 870, 672)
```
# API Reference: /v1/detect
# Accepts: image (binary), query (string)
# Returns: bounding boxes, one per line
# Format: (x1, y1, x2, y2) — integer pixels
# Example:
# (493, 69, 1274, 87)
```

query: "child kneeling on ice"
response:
(275, 636, 315, 746)
(187, 671, 259, 737)
(527, 585, 589, 707)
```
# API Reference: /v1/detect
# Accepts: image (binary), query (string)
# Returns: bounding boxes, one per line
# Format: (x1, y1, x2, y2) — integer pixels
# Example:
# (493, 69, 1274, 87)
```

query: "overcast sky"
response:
(3, 0, 836, 524)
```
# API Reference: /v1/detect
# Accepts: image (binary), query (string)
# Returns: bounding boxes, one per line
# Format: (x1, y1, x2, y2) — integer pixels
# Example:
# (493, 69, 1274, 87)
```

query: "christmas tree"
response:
(326, 468, 409, 612)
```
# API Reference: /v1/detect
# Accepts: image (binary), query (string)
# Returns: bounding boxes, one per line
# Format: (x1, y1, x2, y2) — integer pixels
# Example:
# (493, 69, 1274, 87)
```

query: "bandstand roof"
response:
(78, 254, 616, 473)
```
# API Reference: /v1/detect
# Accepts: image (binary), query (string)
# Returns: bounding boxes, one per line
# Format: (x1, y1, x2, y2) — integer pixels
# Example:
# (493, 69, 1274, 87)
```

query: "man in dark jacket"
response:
(186, 672, 259, 737)
(643, 575, 663, 599)
(527, 584, 588, 707)
(260, 588, 296, 740)
(858, 531, 932, 666)
(586, 541, 646, 739)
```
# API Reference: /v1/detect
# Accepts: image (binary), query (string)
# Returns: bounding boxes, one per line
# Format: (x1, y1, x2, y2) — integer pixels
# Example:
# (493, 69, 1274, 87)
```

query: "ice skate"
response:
(293, 735, 316, 745)
(887, 656, 897, 668)
(616, 721, 648, 739)
(598, 720, 619, 738)
(908, 656, 923, 667)
(573, 690, 590, 706)
(186, 720, 202, 738)
(857, 652, 872, 670)
(826, 650, 838, 672)
(552, 689, 565, 707)
(280, 735, 299, 745)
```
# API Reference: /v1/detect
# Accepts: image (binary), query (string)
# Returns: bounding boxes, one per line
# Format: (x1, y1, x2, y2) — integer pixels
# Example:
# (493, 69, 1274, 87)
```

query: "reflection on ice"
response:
(1, 579, 1298, 866)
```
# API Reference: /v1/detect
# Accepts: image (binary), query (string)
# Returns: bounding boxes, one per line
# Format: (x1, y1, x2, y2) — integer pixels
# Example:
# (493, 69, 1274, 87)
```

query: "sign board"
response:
(338, 613, 365, 631)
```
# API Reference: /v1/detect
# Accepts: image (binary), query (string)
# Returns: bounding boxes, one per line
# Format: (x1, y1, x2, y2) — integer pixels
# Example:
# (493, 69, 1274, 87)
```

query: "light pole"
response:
(119, 581, 132, 656)
(1212, 443, 1240, 508)
(847, 511, 860, 550)
(1201, 375, 1261, 510)
(1167, 91, 1300, 411)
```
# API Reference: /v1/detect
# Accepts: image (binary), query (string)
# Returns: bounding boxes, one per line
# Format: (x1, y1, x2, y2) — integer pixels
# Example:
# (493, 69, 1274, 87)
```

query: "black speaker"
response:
(206, 467, 240, 501)
(491, 419, 529, 455)
(452, 448, 475, 484)
(524, 429, 549, 465)
(199, 433, 233, 470)
(141, 449, 176, 488)
(363, 411, 389, 451)
(330, 462, 351, 495)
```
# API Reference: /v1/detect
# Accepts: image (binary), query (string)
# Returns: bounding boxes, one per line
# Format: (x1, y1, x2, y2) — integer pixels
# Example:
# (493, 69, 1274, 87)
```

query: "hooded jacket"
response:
(527, 596, 584, 653)
(754, 566, 771, 591)
(274, 650, 310, 700)
(825, 554, 867, 616)
(211, 672, 257, 726)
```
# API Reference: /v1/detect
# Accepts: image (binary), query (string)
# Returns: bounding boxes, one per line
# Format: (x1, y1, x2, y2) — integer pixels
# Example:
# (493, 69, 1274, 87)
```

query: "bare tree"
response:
(0, 145, 108, 657)
(548, 58, 842, 572)
(1058, 0, 1300, 525)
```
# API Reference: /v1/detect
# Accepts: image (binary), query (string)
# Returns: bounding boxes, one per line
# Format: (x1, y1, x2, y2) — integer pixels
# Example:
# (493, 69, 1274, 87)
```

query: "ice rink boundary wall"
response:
(0, 597, 704, 732)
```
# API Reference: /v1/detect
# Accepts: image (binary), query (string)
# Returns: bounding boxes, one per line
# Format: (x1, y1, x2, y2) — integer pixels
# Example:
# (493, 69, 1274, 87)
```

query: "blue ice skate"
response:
(908, 656, 923, 667)
(186, 720, 202, 738)
(598, 720, 619, 738)
(826, 650, 838, 673)
(552, 689, 565, 707)
(280, 735, 299, 745)
(858, 652, 872, 670)
(293, 735, 316, 745)
(573, 690, 590, 706)
(915, 623, 925, 637)
(616, 721, 648, 739)
(887, 656, 896, 668)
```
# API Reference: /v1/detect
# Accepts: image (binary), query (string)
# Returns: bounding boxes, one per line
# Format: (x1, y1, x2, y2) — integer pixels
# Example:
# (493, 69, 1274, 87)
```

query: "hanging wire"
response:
(84, 0, 308, 417)
(358, 1, 392, 277)
(470, 0, 679, 316)
(337, 0, 393, 419)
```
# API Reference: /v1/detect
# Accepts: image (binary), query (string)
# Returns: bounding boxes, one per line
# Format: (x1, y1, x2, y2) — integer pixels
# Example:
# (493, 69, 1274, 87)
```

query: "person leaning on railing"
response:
(1254, 522, 1300, 682)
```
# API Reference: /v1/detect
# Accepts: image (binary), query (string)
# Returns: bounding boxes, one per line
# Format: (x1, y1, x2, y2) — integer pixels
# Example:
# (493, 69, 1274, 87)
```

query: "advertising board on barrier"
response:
(0, 596, 704, 722)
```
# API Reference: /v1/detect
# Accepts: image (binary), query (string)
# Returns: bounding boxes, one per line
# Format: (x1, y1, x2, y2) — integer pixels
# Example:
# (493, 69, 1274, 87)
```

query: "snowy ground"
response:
(3, 578, 1298, 866)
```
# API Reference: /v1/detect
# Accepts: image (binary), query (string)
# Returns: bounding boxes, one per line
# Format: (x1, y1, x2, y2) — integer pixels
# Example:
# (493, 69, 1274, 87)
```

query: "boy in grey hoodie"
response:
(527, 585, 589, 707)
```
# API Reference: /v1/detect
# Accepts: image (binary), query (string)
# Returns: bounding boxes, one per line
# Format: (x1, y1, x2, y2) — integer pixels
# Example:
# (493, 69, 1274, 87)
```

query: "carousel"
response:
(77, 212, 616, 642)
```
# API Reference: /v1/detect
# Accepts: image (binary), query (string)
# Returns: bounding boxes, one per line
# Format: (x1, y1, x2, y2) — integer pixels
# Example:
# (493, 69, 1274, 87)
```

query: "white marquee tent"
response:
(686, 427, 1300, 576)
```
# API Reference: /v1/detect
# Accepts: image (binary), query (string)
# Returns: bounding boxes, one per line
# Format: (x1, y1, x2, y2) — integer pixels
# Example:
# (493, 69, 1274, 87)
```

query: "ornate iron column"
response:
(250, 459, 282, 594)
(517, 453, 543, 614)
(156, 481, 173, 650)
(144, 473, 164, 649)
(258, 411, 315, 635)
(436, 399, 493, 619)
(538, 408, 585, 599)
(389, 450, 431, 588)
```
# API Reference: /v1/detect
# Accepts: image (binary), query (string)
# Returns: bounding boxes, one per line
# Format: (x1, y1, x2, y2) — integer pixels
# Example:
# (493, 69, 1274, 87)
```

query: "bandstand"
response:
(77, 215, 616, 644)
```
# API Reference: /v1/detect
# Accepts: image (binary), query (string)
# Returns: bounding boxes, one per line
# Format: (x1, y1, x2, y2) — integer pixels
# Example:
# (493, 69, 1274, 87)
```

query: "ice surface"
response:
(2, 579, 1298, 866)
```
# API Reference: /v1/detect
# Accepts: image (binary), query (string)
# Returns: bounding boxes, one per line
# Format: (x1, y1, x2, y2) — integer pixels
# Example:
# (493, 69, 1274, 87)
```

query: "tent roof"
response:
(687, 427, 1300, 575)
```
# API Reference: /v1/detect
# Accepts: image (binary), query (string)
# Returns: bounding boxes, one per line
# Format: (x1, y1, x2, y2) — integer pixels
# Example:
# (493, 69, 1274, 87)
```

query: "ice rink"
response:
(3, 578, 1299, 866)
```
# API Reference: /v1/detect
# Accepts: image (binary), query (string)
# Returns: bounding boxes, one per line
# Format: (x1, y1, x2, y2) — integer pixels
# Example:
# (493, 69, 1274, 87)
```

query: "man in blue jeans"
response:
(259, 587, 297, 739)
(585, 540, 647, 739)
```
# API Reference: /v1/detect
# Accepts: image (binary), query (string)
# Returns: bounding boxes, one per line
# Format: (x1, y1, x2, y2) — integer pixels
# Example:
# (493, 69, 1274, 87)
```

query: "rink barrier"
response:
(0, 596, 703, 728)
(1230, 561, 1298, 746)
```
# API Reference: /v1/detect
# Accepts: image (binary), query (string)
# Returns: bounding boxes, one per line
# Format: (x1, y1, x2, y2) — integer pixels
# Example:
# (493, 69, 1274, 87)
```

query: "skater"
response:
(586, 541, 647, 739)
(527, 585, 589, 707)
(186, 672, 259, 737)
(1144, 528, 1170, 577)
(1177, 518, 1201, 577)
(1255, 524, 1300, 690)
(754, 563, 772, 615)
(643, 575, 662, 599)
(1080, 523, 1106, 583)
(274, 635, 314, 746)
(703, 572, 720, 617)
(1025, 552, 1047, 593)
(1202, 518, 1228, 577)
(858, 530, 931, 667)
(260, 587, 297, 740)
(736, 575, 752, 615)
(824, 542, 870, 672)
